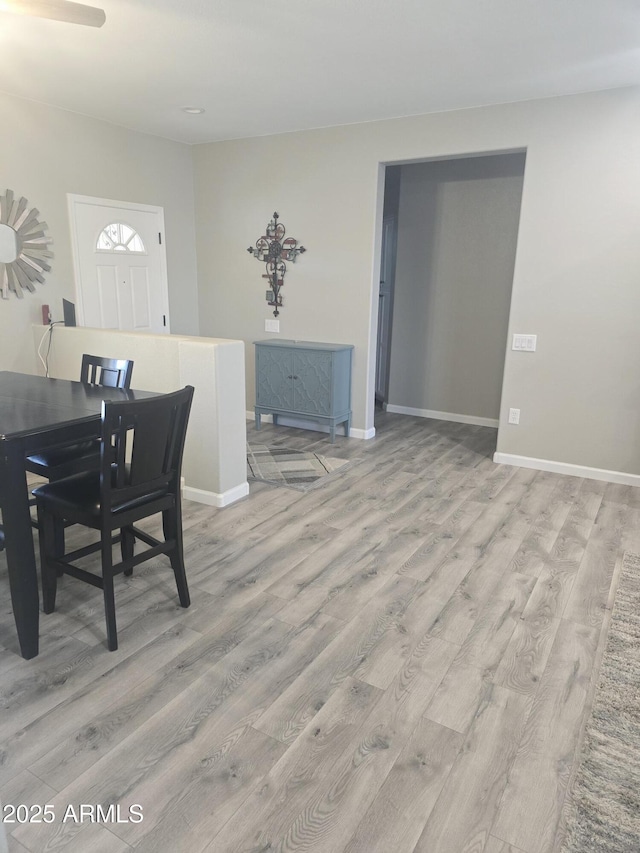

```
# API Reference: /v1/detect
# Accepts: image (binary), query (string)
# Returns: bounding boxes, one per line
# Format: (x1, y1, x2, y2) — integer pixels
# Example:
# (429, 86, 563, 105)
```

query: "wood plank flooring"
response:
(1, 411, 637, 853)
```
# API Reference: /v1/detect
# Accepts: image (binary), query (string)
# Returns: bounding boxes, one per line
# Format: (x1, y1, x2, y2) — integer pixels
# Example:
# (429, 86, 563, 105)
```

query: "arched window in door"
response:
(96, 223, 146, 253)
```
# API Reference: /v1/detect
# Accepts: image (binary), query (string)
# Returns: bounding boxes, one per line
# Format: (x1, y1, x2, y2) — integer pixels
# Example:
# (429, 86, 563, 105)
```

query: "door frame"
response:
(67, 194, 171, 332)
(375, 213, 398, 406)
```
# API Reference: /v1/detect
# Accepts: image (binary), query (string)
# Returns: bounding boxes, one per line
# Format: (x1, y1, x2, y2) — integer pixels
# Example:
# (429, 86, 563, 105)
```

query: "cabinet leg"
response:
(329, 425, 336, 443)
(255, 412, 261, 430)
(345, 417, 350, 438)
(273, 414, 278, 426)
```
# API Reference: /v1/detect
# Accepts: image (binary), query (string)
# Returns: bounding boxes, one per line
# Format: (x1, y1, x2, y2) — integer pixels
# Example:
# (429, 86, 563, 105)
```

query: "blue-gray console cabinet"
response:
(254, 339, 354, 442)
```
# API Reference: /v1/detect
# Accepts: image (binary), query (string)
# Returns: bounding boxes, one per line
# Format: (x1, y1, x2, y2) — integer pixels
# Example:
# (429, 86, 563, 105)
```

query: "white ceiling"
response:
(1, 0, 639, 145)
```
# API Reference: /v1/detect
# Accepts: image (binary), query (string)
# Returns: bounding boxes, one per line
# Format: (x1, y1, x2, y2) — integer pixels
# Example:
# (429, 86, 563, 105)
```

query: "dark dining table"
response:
(0, 371, 156, 659)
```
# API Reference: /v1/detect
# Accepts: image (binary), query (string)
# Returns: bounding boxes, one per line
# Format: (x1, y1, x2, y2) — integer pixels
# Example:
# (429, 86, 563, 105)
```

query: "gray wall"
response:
(0, 91, 200, 374)
(388, 154, 525, 422)
(193, 86, 640, 476)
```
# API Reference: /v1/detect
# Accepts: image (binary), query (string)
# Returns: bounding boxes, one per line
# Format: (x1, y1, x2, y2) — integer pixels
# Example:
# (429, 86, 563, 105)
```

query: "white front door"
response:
(68, 195, 170, 333)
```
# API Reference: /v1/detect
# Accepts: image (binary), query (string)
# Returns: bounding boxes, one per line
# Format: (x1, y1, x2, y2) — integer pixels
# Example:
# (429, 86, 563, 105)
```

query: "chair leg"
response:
(32, 492, 65, 575)
(121, 526, 135, 575)
(101, 534, 118, 651)
(54, 520, 66, 577)
(37, 504, 59, 614)
(163, 507, 190, 608)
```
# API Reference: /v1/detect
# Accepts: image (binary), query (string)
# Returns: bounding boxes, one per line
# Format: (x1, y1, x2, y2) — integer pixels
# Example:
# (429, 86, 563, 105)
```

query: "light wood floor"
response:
(1, 412, 638, 853)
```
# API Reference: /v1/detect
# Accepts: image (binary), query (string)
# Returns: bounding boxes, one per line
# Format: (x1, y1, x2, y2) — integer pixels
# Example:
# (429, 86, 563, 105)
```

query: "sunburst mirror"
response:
(0, 189, 53, 299)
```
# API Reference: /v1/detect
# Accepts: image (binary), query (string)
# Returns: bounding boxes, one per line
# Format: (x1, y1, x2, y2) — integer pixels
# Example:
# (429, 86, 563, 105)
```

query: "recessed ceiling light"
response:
(182, 106, 205, 115)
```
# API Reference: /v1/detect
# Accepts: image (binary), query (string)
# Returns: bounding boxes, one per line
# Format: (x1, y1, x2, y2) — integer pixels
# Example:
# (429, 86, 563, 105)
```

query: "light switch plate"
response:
(512, 334, 537, 352)
(265, 319, 280, 333)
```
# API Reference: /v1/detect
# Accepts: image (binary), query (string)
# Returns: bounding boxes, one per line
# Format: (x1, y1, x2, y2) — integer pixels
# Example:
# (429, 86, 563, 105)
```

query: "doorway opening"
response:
(373, 151, 527, 453)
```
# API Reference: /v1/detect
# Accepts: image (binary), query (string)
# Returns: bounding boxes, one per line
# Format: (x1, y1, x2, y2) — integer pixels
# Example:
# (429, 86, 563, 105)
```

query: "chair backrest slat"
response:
(81, 354, 134, 390)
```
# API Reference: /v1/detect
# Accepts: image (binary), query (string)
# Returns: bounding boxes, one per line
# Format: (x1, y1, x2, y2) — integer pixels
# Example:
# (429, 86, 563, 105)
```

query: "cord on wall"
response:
(37, 321, 64, 377)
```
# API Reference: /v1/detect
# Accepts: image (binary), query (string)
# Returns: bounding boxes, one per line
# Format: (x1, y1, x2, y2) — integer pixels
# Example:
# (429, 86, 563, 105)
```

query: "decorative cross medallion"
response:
(247, 212, 306, 317)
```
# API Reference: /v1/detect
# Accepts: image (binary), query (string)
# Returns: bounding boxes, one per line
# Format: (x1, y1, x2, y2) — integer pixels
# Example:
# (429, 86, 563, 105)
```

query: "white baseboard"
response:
(183, 481, 250, 507)
(493, 452, 640, 487)
(385, 405, 499, 429)
(246, 411, 374, 440)
(354, 426, 376, 440)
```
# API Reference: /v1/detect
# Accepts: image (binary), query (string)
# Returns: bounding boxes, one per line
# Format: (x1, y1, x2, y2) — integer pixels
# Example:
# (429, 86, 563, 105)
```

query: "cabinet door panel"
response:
(257, 348, 294, 409)
(293, 351, 332, 414)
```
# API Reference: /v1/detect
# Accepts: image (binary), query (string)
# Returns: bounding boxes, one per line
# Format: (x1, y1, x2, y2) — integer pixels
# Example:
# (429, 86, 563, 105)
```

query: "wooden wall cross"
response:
(247, 212, 306, 317)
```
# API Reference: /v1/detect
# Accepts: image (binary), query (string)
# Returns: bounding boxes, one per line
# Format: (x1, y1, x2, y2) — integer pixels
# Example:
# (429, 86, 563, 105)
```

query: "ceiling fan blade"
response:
(2, 0, 106, 27)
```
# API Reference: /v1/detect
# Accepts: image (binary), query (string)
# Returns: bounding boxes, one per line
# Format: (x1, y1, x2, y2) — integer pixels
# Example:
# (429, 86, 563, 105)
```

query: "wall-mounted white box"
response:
(265, 319, 280, 333)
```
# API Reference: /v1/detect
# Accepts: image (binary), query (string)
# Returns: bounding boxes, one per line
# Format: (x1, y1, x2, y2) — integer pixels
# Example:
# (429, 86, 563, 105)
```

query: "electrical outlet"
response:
(265, 319, 280, 333)
(508, 408, 520, 425)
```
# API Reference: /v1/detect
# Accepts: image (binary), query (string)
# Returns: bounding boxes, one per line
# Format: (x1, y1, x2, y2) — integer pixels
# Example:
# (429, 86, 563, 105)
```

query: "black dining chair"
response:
(33, 385, 194, 651)
(25, 354, 134, 484)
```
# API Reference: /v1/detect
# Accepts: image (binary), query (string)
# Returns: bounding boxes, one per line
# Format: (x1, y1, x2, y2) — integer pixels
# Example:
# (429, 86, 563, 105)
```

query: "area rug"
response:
(247, 444, 353, 491)
(561, 551, 640, 852)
